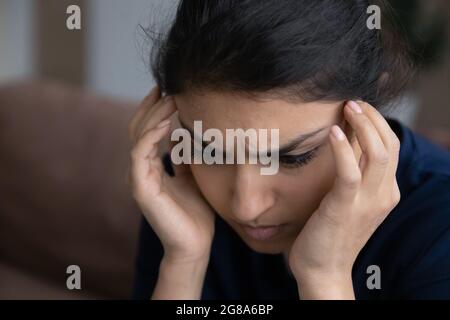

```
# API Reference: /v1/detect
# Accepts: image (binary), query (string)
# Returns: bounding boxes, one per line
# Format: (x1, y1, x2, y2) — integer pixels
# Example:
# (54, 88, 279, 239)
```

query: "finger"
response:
(129, 86, 160, 142)
(130, 122, 171, 198)
(168, 135, 192, 177)
(357, 101, 401, 179)
(136, 96, 176, 142)
(164, 112, 192, 177)
(344, 101, 389, 186)
(356, 101, 396, 148)
(328, 125, 361, 202)
(133, 121, 171, 174)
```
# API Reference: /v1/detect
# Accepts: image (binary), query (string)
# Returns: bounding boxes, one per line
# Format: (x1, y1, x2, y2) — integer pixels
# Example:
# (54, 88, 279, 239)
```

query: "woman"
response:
(129, 0, 450, 299)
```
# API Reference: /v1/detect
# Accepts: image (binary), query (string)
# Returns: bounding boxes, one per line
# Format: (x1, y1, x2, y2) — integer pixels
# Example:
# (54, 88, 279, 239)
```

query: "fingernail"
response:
(157, 119, 171, 128)
(331, 125, 345, 141)
(348, 101, 362, 114)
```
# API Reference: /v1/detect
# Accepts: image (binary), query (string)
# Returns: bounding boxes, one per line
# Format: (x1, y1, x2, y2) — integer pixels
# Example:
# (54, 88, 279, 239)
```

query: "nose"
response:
(230, 164, 276, 223)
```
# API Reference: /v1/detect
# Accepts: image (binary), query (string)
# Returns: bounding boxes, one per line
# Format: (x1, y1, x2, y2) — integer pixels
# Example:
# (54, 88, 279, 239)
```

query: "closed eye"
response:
(190, 136, 322, 169)
(279, 145, 321, 169)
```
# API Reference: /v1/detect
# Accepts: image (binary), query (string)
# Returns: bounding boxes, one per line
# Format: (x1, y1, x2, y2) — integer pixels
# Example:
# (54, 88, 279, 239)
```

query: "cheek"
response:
(189, 164, 232, 214)
(278, 146, 336, 220)
(188, 145, 337, 224)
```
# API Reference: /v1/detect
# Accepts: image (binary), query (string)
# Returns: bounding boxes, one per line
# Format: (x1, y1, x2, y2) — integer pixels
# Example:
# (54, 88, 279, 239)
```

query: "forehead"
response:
(174, 90, 343, 138)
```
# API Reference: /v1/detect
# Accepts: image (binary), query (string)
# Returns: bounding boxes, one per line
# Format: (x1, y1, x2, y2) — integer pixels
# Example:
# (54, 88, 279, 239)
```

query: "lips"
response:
(241, 224, 286, 241)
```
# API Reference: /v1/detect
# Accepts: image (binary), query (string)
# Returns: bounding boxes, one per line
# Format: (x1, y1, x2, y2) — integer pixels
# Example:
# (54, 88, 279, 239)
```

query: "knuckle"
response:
(353, 114, 369, 128)
(379, 194, 399, 213)
(379, 199, 392, 213)
(131, 130, 154, 153)
(392, 184, 401, 204)
(131, 186, 144, 202)
(342, 172, 362, 189)
(359, 114, 372, 126)
(131, 178, 151, 200)
(374, 150, 390, 165)
(130, 147, 141, 161)
(390, 134, 401, 152)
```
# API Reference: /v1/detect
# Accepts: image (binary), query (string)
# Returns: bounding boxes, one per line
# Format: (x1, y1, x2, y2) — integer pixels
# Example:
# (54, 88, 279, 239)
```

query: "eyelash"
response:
(190, 138, 321, 169)
(279, 146, 321, 169)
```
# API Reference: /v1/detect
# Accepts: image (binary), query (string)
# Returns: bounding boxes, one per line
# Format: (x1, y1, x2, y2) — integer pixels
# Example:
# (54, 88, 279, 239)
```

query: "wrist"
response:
(151, 253, 210, 300)
(295, 270, 355, 300)
(163, 249, 211, 265)
(161, 250, 211, 274)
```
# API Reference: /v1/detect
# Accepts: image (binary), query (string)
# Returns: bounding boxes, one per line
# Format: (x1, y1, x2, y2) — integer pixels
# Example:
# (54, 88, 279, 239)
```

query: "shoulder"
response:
(392, 119, 450, 235)
(387, 118, 450, 214)
(390, 118, 450, 179)
(354, 119, 450, 299)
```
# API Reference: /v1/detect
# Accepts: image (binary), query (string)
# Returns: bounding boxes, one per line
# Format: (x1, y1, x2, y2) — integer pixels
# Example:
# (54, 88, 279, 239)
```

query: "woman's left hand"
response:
(288, 100, 401, 299)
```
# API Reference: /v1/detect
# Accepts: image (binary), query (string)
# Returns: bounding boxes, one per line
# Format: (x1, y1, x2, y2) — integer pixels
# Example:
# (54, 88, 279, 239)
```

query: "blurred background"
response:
(0, 0, 449, 299)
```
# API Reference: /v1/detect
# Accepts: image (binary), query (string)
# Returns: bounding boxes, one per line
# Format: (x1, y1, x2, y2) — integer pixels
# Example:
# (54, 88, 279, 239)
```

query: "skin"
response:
(128, 86, 401, 300)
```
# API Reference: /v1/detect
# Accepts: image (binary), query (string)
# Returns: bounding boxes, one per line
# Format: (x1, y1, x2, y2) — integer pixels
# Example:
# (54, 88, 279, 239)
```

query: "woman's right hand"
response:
(128, 86, 216, 265)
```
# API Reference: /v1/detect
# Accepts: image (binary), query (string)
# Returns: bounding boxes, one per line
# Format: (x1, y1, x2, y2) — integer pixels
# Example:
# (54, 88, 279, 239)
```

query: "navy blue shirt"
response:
(132, 118, 450, 299)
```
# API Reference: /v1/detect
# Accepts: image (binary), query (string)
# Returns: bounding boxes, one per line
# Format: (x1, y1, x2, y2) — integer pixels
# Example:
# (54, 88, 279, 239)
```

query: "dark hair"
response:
(149, 0, 414, 108)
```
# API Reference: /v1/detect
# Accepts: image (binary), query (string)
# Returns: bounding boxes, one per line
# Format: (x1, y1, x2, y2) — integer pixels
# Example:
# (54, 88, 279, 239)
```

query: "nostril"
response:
(231, 193, 275, 223)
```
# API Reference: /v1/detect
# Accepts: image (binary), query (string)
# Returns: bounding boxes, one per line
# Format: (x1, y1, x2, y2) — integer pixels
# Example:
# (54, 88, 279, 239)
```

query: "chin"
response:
(237, 231, 293, 254)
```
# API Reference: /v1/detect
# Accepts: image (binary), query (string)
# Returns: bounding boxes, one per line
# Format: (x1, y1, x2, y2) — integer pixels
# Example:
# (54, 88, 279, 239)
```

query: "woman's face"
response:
(174, 90, 355, 254)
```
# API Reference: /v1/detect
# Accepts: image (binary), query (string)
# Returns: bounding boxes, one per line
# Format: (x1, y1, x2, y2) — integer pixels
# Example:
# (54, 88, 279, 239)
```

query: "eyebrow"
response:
(277, 127, 327, 154)
(178, 119, 327, 156)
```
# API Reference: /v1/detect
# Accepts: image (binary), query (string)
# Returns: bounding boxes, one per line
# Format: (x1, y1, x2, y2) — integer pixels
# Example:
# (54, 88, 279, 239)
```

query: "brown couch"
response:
(0, 81, 142, 299)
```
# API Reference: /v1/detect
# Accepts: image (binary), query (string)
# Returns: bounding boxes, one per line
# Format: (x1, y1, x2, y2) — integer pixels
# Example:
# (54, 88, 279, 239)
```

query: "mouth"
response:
(239, 223, 287, 241)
